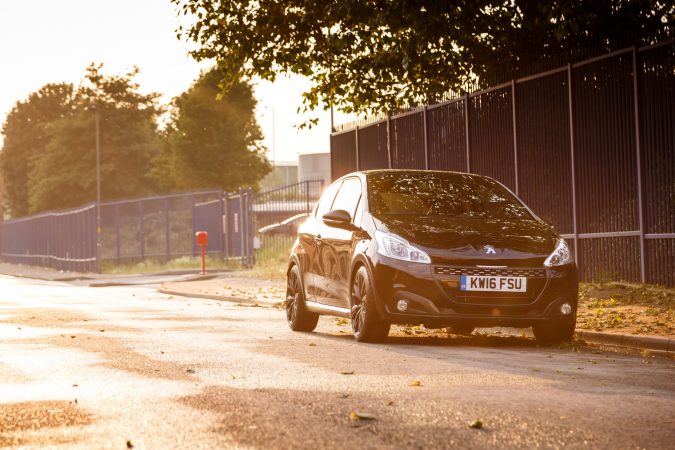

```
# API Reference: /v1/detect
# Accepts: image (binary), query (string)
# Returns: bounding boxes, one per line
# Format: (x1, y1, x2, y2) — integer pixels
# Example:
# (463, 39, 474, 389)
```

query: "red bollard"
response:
(195, 231, 209, 274)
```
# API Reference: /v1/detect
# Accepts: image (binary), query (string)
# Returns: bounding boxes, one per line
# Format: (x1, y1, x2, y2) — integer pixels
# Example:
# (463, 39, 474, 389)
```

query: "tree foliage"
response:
(0, 83, 75, 216)
(1, 65, 161, 215)
(173, 0, 674, 116)
(151, 69, 270, 192)
(1, 64, 270, 217)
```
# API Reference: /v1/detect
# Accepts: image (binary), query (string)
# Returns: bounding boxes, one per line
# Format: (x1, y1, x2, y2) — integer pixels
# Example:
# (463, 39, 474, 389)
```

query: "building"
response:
(298, 152, 331, 185)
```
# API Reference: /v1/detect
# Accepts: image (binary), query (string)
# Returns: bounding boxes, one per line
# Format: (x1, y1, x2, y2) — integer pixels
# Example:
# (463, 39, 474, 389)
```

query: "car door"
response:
(315, 177, 363, 308)
(301, 180, 342, 304)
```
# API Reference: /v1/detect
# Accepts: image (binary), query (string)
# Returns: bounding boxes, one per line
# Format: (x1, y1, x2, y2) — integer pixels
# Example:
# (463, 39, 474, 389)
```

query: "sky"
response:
(0, 0, 346, 162)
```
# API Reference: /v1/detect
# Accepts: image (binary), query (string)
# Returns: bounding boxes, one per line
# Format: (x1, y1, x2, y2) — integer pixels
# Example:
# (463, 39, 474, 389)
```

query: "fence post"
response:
(164, 197, 170, 260)
(632, 46, 646, 283)
(511, 80, 519, 195)
(139, 200, 145, 260)
(238, 188, 245, 266)
(386, 116, 393, 169)
(355, 126, 360, 171)
(567, 64, 580, 267)
(220, 190, 226, 257)
(305, 180, 310, 213)
(248, 188, 254, 266)
(223, 194, 230, 258)
(191, 193, 196, 256)
(115, 204, 120, 263)
(423, 106, 430, 169)
(464, 93, 471, 173)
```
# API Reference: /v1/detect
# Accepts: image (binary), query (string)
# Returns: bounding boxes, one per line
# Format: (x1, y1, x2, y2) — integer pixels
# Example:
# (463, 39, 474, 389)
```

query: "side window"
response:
(331, 178, 362, 219)
(315, 180, 342, 219)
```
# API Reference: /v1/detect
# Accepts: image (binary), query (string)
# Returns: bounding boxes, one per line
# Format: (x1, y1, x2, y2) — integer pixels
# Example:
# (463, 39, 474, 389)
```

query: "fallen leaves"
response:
(340, 370, 354, 375)
(350, 411, 376, 421)
(409, 380, 422, 387)
(469, 419, 483, 429)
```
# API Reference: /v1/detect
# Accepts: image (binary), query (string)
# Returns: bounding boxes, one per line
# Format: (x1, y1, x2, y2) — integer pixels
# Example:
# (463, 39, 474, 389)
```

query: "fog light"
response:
(396, 299, 408, 312)
(560, 303, 572, 315)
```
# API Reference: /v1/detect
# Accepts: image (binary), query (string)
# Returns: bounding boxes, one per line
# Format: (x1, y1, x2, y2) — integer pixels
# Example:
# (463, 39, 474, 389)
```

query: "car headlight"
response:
(375, 230, 431, 264)
(544, 238, 572, 267)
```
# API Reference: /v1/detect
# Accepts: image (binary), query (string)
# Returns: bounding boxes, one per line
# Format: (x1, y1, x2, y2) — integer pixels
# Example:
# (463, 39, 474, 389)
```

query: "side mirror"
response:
(322, 209, 354, 229)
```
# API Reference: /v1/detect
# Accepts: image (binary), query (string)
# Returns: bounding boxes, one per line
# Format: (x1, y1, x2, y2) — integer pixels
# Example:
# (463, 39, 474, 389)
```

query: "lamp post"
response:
(93, 105, 101, 272)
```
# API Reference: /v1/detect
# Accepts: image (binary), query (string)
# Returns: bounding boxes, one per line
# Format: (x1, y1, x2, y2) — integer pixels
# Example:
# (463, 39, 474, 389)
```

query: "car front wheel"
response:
(350, 266, 390, 343)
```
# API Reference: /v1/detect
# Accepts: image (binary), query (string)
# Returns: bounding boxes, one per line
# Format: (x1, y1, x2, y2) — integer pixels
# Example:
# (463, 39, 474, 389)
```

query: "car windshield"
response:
(367, 172, 534, 220)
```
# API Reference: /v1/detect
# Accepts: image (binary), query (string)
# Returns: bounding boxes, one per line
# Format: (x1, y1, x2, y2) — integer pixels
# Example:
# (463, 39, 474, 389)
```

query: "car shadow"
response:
(311, 329, 540, 349)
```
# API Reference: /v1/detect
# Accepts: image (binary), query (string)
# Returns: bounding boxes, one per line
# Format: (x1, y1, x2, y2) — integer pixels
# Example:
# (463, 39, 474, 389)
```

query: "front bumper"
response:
(370, 255, 578, 328)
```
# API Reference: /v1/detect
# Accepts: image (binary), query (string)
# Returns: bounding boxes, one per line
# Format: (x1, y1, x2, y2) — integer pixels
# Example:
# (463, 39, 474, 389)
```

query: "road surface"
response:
(1, 275, 673, 449)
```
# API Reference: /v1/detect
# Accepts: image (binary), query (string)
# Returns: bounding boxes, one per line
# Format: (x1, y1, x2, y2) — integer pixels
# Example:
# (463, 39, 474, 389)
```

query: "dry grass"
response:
(102, 255, 239, 275)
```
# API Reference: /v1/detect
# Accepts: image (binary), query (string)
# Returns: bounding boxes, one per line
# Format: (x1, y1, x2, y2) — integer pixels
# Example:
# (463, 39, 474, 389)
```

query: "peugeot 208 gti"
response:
(285, 170, 578, 344)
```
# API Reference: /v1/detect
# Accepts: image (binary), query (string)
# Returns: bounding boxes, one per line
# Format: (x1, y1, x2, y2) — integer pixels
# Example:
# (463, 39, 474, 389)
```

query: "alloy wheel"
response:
(351, 270, 368, 336)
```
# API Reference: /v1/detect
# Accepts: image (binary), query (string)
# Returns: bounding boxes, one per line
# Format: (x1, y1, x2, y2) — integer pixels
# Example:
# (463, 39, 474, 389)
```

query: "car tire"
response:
(350, 266, 390, 343)
(447, 324, 476, 336)
(532, 317, 576, 345)
(286, 265, 319, 332)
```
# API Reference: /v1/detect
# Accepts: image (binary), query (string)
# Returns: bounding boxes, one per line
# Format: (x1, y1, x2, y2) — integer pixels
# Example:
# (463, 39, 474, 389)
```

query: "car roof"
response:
(335, 169, 488, 183)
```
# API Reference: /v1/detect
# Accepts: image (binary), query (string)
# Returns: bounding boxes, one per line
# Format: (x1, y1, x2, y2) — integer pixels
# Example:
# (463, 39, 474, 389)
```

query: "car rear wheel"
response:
(286, 265, 319, 332)
(532, 317, 576, 345)
(350, 266, 390, 343)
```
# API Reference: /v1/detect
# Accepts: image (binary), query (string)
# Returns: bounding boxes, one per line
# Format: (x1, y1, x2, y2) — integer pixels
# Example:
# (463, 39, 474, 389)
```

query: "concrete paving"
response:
(1, 274, 674, 449)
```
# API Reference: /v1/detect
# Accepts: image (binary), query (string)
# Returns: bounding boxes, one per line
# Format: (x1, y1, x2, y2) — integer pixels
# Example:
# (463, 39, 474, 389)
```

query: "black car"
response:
(285, 170, 578, 344)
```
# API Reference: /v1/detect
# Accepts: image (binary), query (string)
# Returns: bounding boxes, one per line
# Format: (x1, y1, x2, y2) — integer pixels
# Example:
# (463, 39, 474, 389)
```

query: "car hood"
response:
(374, 215, 558, 262)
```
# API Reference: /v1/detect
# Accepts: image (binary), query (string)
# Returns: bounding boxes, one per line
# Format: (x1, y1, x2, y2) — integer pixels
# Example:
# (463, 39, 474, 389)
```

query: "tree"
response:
(0, 83, 75, 216)
(151, 68, 270, 192)
(173, 0, 674, 117)
(26, 64, 161, 213)
(1, 65, 161, 215)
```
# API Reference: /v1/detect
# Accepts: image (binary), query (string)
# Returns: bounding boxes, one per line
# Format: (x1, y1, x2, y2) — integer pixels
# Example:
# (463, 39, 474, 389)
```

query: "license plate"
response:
(460, 275, 526, 292)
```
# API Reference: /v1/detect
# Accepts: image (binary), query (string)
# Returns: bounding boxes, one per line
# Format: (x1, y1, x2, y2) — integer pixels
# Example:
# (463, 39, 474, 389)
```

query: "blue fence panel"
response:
(0, 184, 309, 271)
(193, 196, 224, 255)
(0, 203, 97, 272)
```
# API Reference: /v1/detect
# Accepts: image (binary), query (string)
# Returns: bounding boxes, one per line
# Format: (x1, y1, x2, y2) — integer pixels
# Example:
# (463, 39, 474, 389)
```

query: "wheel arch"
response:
(286, 254, 309, 300)
(349, 254, 387, 319)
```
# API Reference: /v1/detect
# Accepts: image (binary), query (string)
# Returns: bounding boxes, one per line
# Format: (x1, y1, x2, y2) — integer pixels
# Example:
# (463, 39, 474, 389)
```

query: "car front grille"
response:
(434, 266, 546, 278)
(433, 265, 548, 306)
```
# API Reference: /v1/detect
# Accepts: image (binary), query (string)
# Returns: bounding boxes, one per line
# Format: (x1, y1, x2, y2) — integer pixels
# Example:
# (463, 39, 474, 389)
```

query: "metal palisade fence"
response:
(0, 180, 324, 272)
(330, 41, 675, 287)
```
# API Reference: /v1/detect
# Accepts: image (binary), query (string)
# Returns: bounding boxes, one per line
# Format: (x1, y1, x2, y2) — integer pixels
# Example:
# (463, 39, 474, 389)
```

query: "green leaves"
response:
(151, 69, 271, 192)
(172, 0, 674, 120)
(0, 66, 162, 215)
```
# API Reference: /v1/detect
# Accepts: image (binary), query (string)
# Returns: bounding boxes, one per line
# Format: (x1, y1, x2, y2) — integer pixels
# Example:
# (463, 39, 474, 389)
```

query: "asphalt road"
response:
(1, 275, 673, 449)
